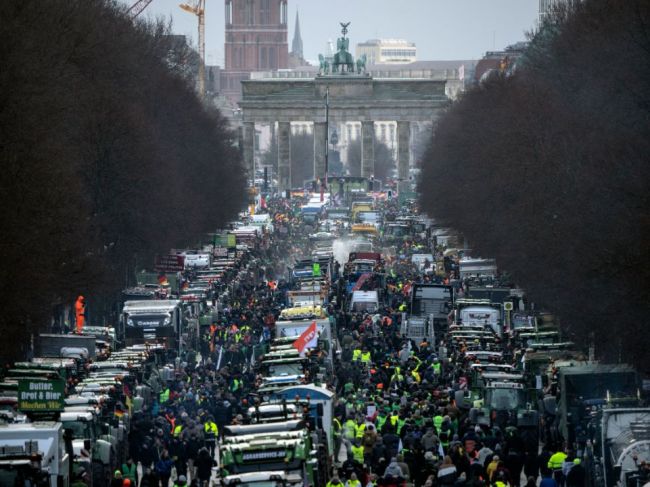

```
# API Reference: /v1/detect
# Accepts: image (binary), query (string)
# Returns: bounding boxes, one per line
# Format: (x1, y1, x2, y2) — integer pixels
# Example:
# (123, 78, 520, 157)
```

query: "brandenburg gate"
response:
(238, 24, 449, 192)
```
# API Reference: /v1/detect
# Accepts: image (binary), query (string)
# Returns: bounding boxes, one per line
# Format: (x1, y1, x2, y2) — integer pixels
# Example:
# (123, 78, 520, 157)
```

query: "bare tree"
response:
(0, 0, 246, 360)
(418, 0, 650, 370)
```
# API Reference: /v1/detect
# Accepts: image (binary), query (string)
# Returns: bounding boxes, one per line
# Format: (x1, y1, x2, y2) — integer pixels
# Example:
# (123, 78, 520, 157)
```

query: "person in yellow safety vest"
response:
(548, 449, 567, 484)
(352, 349, 362, 361)
(432, 360, 442, 376)
(203, 418, 218, 456)
(333, 418, 342, 457)
(231, 377, 242, 392)
(391, 367, 404, 384)
(493, 471, 509, 487)
(159, 387, 170, 404)
(351, 440, 365, 464)
(376, 411, 388, 431)
(398, 303, 407, 312)
(355, 419, 366, 439)
(344, 418, 357, 441)
(396, 417, 406, 435)
(326, 474, 345, 487)
(346, 472, 362, 487)
(433, 414, 444, 434)
(360, 350, 372, 364)
(411, 368, 421, 383)
(173, 424, 183, 437)
(411, 357, 422, 382)
(390, 414, 399, 428)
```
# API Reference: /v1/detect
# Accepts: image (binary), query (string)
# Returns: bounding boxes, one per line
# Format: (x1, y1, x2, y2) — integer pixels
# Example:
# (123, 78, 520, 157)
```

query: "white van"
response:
(349, 290, 379, 313)
(182, 252, 211, 269)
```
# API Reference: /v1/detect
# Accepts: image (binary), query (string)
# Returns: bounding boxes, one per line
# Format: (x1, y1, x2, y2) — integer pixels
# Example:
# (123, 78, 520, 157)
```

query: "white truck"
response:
(454, 299, 502, 336)
(60, 410, 114, 487)
(119, 299, 184, 348)
(349, 290, 379, 313)
(459, 257, 498, 279)
(0, 421, 70, 487)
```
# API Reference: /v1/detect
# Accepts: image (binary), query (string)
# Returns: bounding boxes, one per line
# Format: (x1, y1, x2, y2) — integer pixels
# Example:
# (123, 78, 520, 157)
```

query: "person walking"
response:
(121, 457, 138, 486)
(196, 447, 215, 487)
(155, 449, 174, 487)
(548, 449, 567, 486)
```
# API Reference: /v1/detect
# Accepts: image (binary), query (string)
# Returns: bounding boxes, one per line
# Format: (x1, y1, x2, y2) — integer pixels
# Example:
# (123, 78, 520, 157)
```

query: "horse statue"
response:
(332, 36, 354, 73)
(318, 54, 330, 75)
(356, 53, 367, 74)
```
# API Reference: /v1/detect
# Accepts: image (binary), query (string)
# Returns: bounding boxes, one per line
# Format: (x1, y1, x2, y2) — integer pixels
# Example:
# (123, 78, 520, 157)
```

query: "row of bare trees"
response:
(0, 0, 246, 360)
(419, 0, 650, 370)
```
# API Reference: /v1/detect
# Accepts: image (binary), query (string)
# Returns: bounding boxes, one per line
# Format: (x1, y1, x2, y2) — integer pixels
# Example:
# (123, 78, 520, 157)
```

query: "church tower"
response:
(288, 9, 309, 67)
(291, 10, 303, 59)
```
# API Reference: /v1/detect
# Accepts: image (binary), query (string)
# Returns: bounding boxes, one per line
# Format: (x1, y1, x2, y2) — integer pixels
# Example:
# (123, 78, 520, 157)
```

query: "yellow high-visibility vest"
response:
(355, 423, 366, 439)
(204, 421, 218, 436)
(351, 444, 365, 463)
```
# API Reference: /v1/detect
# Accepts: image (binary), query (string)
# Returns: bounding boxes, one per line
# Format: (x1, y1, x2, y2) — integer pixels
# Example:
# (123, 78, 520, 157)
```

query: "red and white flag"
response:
(292, 321, 318, 354)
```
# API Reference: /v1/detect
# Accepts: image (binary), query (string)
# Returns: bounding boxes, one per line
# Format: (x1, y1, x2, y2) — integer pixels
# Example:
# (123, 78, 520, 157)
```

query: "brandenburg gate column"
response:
(313, 122, 327, 182)
(277, 121, 292, 191)
(397, 120, 411, 193)
(242, 121, 255, 176)
(361, 120, 375, 178)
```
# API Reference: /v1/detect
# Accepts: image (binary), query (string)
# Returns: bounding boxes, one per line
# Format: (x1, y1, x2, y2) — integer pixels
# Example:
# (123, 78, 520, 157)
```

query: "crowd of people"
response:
(104, 195, 596, 487)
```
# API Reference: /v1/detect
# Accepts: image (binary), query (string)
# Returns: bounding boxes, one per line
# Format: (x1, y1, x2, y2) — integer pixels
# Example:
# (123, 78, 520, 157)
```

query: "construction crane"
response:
(179, 0, 206, 98)
(127, 0, 154, 19)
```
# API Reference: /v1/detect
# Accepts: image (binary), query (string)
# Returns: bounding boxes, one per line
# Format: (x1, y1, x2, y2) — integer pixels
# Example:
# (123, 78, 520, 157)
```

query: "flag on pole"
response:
(292, 321, 318, 354)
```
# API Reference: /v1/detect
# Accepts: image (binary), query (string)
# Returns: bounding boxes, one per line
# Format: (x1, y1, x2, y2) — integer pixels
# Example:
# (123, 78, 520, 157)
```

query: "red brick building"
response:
(222, 0, 289, 102)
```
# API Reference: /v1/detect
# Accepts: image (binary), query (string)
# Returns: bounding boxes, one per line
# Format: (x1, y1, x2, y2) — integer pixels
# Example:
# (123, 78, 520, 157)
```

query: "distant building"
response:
(355, 39, 417, 65)
(289, 10, 309, 68)
(249, 59, 475, 100)
(539, 0, 579, 25)
(474, 42, 529, 84)
(221, 0, 289, 103)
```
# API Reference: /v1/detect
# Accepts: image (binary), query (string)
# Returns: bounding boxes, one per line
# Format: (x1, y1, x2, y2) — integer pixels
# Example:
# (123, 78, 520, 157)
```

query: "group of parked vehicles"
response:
(0, 336, 167, 486)
(293, 180, 650, 487)
(2, 176, 649, 487)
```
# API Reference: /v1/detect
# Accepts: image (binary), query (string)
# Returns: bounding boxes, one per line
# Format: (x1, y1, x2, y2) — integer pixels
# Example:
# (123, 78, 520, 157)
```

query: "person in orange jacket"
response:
(75, 296, 85, 333)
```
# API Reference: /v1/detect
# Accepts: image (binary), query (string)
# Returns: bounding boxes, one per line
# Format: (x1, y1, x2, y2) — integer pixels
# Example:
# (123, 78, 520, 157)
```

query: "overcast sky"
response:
(133, 0, 539, 65)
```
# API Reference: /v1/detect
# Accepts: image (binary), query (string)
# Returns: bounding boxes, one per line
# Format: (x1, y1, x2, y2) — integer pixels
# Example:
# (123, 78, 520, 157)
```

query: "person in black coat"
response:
(139, 467, 159, 487)
(382, 427, 401, 460)
(196, 447, 215, 485)
(566, 460, 586, 487)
